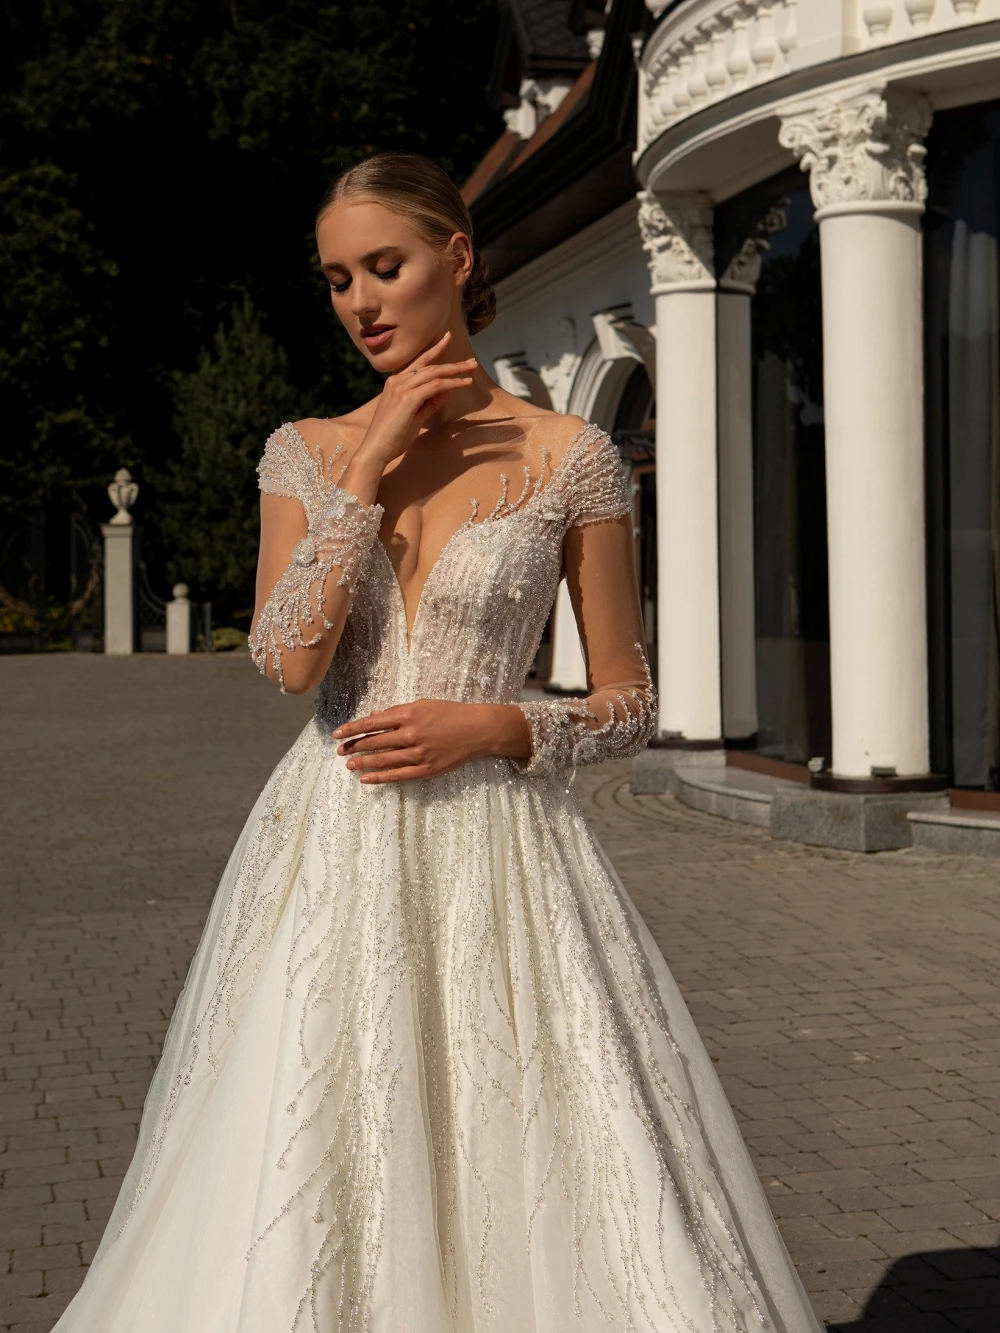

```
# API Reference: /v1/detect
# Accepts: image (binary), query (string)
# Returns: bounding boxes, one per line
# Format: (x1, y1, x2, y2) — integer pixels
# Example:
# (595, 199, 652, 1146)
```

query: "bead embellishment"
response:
(89, 419, 771, 1333)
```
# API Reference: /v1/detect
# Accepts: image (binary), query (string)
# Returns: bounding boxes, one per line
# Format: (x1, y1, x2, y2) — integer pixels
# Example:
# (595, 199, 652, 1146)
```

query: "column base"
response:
(632, 744, 726, 795)
(809, 770, 948, 794)
(771, 787, 950, 852)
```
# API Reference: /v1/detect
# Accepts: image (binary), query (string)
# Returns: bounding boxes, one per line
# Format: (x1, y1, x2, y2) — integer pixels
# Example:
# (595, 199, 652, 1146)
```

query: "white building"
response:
(466, 0, 1000, 852)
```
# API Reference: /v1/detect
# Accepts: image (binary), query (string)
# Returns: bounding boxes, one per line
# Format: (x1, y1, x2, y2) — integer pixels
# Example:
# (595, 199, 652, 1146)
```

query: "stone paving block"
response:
(5, 656, 1000, 1330)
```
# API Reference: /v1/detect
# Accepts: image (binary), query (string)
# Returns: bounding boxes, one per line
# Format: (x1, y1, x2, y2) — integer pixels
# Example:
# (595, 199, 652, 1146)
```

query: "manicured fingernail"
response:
(332, 728, 343, 738)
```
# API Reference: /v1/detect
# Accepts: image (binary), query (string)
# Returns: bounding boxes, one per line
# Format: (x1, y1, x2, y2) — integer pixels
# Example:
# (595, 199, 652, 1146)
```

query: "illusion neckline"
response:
(282, 419, 601, 652)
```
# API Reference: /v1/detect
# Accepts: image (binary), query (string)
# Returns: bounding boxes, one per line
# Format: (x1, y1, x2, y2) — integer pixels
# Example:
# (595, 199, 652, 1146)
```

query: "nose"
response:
(349, 274, 380, 321)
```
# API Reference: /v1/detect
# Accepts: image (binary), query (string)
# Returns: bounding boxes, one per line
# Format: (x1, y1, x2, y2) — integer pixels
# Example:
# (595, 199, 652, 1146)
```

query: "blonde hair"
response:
(317, 152, 496, 337)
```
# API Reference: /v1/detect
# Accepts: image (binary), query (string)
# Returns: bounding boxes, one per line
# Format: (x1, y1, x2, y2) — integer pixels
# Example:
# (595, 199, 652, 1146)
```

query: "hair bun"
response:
(462, 250, 496, 337)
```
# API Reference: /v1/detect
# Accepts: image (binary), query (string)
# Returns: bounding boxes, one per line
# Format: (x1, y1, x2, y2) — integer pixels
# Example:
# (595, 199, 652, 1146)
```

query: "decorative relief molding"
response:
(778, 87, 932, 217)
(592, 307, 657, 384)
(493, 354, 554, 408)
(720, 202, 788, 293)
(538, 318, 580, 415)
(637, 191, 715, 290)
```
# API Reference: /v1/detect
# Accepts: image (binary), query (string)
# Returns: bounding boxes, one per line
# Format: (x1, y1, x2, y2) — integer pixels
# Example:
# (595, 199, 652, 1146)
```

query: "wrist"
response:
(339, 447, 386, 506)
(481, 704, 531, 762)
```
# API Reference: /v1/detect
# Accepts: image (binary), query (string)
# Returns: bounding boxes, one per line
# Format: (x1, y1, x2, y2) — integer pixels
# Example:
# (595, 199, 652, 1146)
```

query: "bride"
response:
(54, 153, 822, 1333)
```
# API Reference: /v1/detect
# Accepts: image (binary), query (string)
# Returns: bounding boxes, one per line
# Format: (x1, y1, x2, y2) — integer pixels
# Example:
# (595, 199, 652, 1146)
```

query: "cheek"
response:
(392, 264, 452, 315)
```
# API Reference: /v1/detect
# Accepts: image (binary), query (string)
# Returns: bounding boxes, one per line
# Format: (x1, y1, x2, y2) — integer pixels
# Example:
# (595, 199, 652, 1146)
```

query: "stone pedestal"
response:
(166, 584, 191, 656)
(638, 191, 723, 745)
(632, 744, 726, 795)
(101, 524, 135, 656)
(771, 786, 949, 852)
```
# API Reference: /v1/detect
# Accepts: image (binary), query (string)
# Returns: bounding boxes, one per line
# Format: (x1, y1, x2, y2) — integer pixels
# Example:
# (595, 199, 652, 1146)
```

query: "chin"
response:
(359, 337, 424, 375)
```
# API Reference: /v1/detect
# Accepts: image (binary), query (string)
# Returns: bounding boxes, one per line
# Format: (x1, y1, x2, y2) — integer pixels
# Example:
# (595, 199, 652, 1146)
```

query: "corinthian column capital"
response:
(778, 87, 932, 219)
(637, 190, 715, 292)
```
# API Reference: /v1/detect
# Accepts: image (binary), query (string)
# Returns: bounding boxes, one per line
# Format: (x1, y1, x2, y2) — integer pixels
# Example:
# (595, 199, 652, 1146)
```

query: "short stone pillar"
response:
(780, 87, 934, 781)
(166, 584, 191, 655)
(101, 467, 138, 655)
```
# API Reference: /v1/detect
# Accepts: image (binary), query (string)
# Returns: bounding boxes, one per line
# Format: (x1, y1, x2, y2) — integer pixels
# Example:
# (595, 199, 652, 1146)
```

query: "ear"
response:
(447, 231, 474, 288)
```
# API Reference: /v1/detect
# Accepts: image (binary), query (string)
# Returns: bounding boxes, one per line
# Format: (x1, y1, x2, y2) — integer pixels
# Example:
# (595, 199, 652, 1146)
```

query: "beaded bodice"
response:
(253, 420, 655, 772)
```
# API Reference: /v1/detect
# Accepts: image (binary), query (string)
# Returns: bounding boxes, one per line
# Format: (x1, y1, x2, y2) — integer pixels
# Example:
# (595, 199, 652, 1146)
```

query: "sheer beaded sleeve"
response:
(518, 427, 656, 775)
(249, 426, 383, 693)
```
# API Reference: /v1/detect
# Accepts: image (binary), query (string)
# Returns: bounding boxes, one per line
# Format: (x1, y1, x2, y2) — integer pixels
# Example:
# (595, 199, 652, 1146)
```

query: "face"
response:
(316, 200, 471, 373)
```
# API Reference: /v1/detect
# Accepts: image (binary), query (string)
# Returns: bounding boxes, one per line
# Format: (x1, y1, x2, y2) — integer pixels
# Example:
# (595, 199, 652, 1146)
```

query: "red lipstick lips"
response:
(360, 324, 395, 350)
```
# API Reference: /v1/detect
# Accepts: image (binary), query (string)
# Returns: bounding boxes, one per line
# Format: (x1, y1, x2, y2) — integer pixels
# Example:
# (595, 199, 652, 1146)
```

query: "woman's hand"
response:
(357, 331, 477, 470)
(333, 699, 530, 784)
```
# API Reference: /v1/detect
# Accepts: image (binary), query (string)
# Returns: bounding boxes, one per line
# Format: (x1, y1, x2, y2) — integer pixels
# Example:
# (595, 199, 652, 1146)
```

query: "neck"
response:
(418, 319, 497, 425)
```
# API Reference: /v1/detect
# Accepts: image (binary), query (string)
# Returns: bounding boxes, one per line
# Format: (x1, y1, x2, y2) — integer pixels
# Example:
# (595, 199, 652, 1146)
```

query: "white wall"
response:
(474, 201, 653, 402)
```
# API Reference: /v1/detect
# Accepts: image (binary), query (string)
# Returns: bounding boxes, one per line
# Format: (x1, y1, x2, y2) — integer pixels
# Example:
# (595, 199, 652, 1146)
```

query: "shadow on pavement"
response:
(829, 1242, 1000, 1333)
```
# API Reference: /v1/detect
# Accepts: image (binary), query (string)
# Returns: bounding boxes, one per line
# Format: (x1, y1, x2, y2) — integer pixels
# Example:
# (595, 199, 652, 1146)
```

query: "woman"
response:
(55, 154, 822, 1333)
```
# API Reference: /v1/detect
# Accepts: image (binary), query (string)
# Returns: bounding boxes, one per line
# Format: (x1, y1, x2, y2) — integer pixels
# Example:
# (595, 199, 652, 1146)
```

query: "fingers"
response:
(410, 375, 473, 408)
(347, 748, 423, 773)
(401, 362, 477, 390)
(408, 330, 452, 371)
(360, 766, 433, 785)
(339, 729, 410, 756)
(333, 709, 404, 741)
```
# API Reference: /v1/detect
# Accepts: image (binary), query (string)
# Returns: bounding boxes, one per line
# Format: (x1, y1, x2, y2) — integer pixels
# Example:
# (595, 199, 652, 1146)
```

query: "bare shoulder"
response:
(292, 402, 377, 462)
(522, 408, 597, 470)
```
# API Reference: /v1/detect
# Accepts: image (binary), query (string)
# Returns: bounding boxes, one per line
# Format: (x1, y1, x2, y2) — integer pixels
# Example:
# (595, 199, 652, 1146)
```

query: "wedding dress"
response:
(54, 420, 822, 1333)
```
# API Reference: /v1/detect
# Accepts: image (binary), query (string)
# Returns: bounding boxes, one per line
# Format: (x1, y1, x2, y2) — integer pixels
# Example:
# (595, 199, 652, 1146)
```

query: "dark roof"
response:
(510, 0, 590, 69)
(466, 0, 648, 281)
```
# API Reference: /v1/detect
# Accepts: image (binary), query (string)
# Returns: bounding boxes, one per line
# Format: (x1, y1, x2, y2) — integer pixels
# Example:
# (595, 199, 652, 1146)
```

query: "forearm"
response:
(251, 580, 352, 695)
(250, 481, 385, 694)
(517, 666, 656, 776)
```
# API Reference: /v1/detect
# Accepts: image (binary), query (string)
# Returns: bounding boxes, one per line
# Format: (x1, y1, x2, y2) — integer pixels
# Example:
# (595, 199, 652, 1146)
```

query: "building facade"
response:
(465, 0, 1000, 851)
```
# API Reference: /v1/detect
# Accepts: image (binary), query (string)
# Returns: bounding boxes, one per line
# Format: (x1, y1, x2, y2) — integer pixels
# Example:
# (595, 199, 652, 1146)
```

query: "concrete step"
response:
(908, 806, 1000, 857)
(673, 764, 802, 829)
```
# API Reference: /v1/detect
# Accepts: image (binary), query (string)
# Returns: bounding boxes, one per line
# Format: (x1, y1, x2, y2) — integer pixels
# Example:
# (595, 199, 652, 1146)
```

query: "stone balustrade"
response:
(639, 0, 1000, 150)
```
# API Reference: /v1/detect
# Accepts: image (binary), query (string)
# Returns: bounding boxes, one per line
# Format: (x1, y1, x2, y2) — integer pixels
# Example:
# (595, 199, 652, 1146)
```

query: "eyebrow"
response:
(320, 246, 401, 273)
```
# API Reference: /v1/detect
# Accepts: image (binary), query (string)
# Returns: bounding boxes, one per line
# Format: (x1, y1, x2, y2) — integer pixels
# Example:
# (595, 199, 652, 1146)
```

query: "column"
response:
(547, 580, 588, 691)
(780, 87, 933, 780)
(637, 191, 722, 744)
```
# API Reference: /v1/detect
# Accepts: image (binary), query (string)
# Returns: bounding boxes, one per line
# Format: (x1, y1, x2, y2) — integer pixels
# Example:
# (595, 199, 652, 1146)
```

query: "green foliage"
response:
(1, 0, 503, 591)
(160, 296, 297, 596)
(0, 162, 122, 509)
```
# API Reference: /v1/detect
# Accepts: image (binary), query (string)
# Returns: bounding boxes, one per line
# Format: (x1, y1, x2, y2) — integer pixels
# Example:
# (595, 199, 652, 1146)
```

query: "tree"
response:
(159, 295, 297, 603)
(0, 0, 503, 598)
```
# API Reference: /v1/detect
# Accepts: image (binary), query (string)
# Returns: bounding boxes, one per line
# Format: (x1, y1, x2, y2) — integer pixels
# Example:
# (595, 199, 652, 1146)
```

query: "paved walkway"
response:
(2, 654, 999, 1332)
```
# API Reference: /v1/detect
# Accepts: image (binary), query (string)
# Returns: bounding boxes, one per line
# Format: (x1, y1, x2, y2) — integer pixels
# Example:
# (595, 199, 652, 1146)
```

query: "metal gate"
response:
(0, 506, 47, 653)
(69, 497, 103, 651)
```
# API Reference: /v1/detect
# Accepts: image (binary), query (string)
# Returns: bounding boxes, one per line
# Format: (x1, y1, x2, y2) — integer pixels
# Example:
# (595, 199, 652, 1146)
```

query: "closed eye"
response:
(327, 261, 401, 296)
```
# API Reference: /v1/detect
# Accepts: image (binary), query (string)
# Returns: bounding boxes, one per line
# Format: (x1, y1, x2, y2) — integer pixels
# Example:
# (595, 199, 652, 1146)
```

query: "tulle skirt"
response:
(54, 718, 821, 1333)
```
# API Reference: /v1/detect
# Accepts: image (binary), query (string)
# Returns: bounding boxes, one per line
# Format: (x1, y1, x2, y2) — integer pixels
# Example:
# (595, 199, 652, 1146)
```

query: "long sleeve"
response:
(517, 432, 656, 776)
(249, 427, 383, 693)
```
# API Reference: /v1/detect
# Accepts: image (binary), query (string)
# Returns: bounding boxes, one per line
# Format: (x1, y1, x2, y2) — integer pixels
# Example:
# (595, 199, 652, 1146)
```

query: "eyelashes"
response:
(329, 262, 402, 296)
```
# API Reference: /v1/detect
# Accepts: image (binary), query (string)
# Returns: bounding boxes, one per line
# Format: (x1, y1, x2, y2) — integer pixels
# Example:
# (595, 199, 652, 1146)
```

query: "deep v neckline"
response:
(283, 420, 593, 654)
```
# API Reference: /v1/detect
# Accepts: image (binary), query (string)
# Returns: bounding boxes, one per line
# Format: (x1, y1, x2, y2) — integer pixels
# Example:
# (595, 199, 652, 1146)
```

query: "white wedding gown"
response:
(54, 422, 822, 1333)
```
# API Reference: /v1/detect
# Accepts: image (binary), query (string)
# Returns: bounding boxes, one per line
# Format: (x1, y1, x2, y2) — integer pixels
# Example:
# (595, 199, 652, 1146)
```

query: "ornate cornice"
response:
(720, 202, 788, 294)
(637, 190, 715, 291)
(778, 87, 932, 219)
